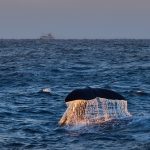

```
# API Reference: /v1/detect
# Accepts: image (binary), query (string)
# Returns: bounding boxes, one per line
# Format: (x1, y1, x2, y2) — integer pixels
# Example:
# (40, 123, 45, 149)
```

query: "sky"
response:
(0, 0, 150, 39)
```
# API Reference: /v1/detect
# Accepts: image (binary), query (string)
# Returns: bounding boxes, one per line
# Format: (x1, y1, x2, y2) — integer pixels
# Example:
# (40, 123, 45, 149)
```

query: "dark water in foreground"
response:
(0, 39, 150, 150)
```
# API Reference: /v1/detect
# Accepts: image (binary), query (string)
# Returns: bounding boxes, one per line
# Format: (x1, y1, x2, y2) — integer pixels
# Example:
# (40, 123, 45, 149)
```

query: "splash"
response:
(59, 98, 131, 126)
(40, 88, 52, 95)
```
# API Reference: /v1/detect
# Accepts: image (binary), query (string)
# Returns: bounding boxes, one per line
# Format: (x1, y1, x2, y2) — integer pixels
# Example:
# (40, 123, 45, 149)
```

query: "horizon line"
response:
(0, 38, 150, 40)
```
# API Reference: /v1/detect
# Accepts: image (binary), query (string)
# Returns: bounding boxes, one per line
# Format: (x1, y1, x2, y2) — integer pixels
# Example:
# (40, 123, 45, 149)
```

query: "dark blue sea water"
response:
(0, 39, 150, 150)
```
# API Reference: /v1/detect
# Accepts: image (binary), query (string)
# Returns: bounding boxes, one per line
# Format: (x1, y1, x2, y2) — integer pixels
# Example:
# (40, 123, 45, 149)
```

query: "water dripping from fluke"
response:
(59, 87, 132, 127)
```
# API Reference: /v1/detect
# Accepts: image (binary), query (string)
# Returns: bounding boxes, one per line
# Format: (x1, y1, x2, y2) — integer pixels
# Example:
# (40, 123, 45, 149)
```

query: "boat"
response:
(39, 33, 54, 40)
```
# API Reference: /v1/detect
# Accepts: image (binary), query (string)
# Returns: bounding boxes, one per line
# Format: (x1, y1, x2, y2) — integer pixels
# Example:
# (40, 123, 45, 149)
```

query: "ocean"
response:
(0, 39, 150, 149)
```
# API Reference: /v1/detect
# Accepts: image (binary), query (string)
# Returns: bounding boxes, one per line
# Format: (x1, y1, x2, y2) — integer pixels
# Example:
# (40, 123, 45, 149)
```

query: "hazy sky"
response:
(0, 0, 150, 39)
